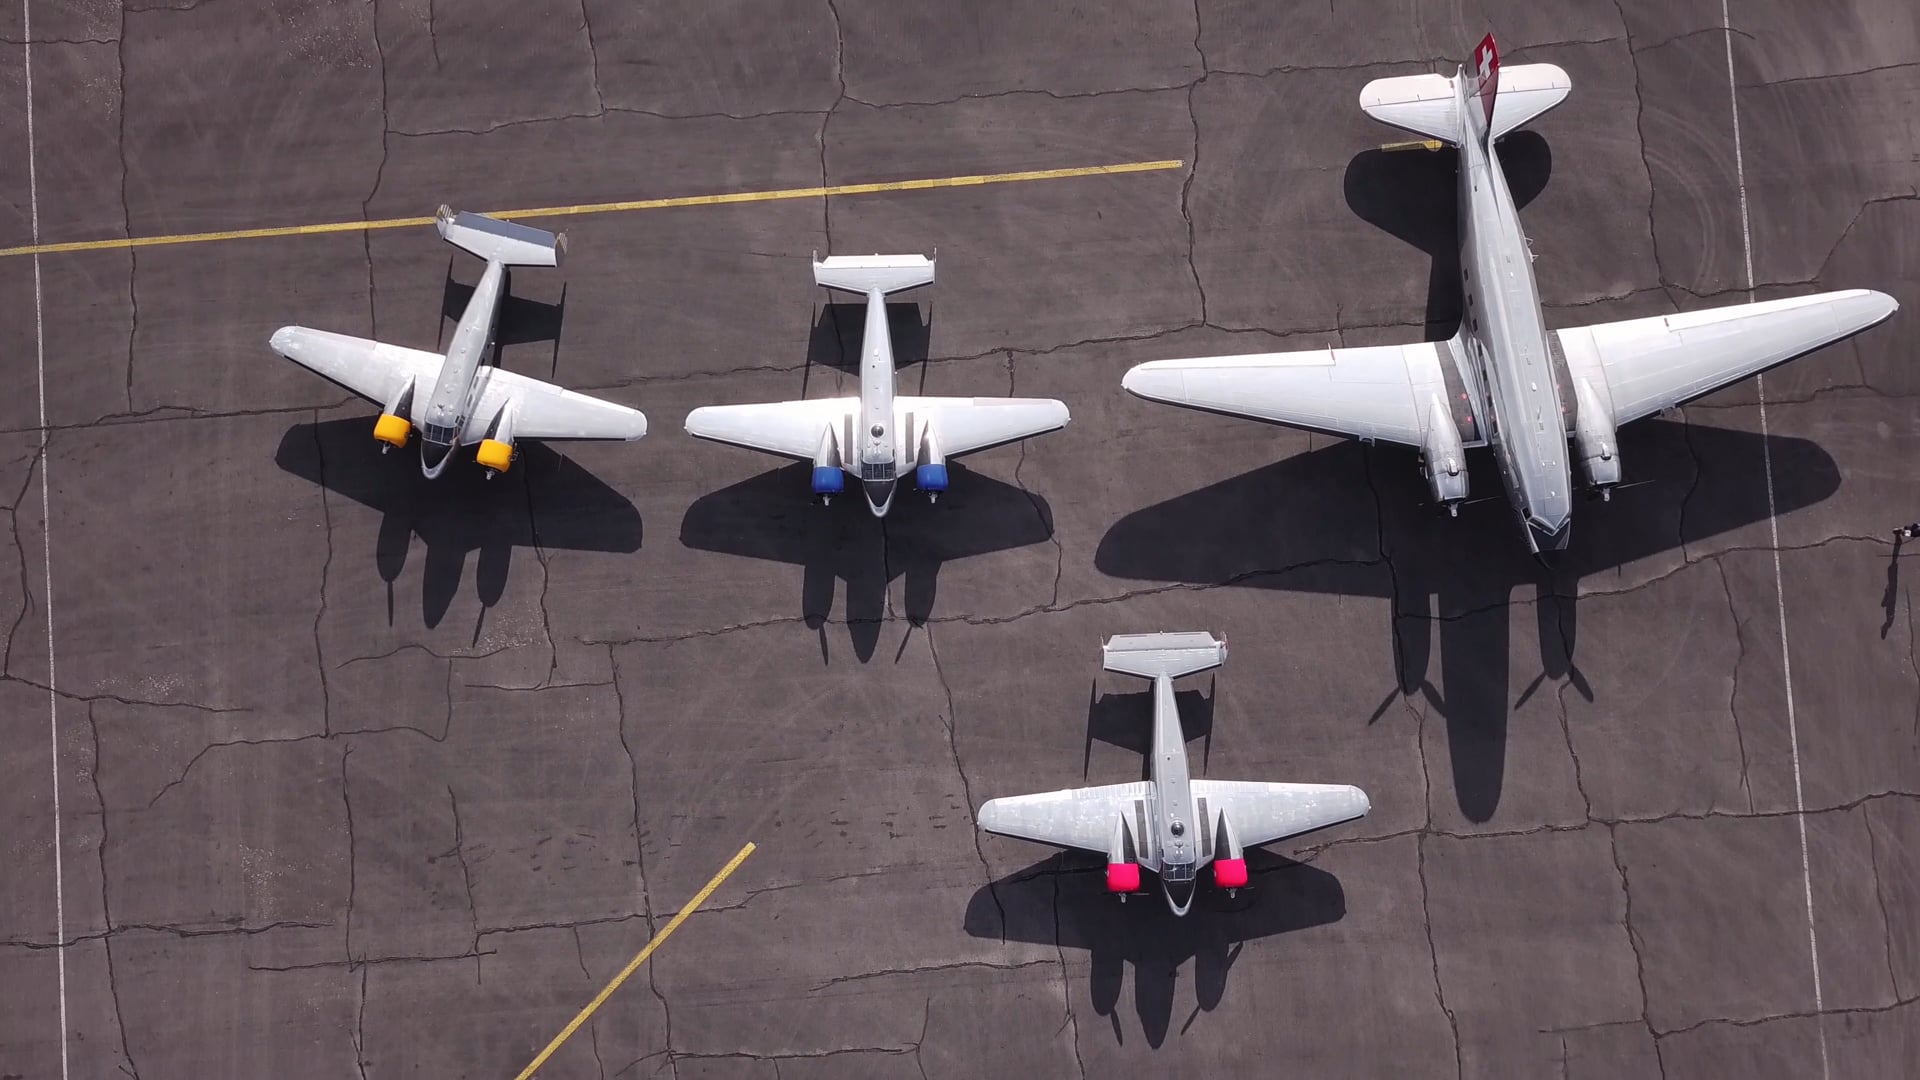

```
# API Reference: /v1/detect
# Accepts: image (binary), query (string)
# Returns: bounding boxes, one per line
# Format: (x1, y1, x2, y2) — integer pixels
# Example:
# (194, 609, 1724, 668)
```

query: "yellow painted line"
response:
(1380, 139, 1446, 152)
(0, 159, 1186, 259)
(513, 841, 757, 1080)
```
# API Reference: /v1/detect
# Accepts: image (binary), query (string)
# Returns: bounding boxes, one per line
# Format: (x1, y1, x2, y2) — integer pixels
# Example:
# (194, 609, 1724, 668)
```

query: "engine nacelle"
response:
(476, 403, 517, 477)
(916, 428, 947, 500)
(811, 425, 845, 500)
(1106, 862, 1142, 894)
(1421, 394, 1468, 513)
(373, 413, 411, 450)
(1211, 811, 1247, 893)
(1571, 377, 1621, 498)
(1212, 858, 1248, 889)
(1105, 816, 1141, 898)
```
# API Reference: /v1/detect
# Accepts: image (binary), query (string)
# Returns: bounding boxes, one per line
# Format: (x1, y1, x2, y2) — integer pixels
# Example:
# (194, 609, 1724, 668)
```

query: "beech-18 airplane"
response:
(1120, 35, 1898, 555)
(270, 206, 648, 479)
(977, 633, 1371, 916)
(684, 254, 1070, 517)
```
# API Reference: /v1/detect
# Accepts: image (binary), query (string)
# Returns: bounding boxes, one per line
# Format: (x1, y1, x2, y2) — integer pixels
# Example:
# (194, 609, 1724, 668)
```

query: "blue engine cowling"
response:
(812, 466, 845, 495)
(915, 462, 948, 493)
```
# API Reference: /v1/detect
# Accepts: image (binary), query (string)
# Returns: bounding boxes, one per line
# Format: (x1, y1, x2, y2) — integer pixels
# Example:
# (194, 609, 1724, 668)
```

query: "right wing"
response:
(904, 396, 1070, 457)
(470, 367, 648, 442)
(1193, 780, 1372, 848)
(1121, 340, 1478, 447)
(1557, 289, 1898, 426)
(683, 398, 858, 460)
(977, 781, 1151, 854)
(269, 326, 443, 408)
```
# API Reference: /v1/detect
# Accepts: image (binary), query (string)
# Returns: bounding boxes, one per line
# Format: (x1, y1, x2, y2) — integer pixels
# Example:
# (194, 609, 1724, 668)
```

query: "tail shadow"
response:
(275, 418, 641, 628)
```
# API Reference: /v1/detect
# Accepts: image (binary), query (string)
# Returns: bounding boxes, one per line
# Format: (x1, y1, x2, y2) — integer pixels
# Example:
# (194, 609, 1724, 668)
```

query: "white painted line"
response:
(1721, 4, 1828, 1076)
(21, 3, 70, 1077)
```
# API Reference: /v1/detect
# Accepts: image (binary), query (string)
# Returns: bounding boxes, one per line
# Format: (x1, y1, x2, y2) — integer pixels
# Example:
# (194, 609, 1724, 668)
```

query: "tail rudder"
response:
(435, 206, 566, 267)
(1472, 34, 1500, 138)
(1102, 632, 1227, 681)
(813, 252, 936, 295)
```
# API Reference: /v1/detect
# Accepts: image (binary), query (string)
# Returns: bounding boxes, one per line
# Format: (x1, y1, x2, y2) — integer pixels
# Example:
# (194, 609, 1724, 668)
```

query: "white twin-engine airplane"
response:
(270, 206, 648, 479)
(684, 254, 1070, 517)
(1122, 35, 1898, 555)
(978, 633, 1371, 916)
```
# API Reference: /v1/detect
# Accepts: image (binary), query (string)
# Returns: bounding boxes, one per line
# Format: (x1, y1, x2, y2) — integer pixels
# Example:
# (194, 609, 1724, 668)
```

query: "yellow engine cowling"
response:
(476, 438, 514, 473)
(373, 413, 411, 448)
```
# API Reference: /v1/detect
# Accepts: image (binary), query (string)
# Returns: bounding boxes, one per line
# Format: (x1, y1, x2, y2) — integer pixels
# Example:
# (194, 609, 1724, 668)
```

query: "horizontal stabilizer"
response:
(436, 206, 566, 267)
(813, 252, 936, 295)
(1102, 632, 1227, 680)
(1359, 62, 1569, 144)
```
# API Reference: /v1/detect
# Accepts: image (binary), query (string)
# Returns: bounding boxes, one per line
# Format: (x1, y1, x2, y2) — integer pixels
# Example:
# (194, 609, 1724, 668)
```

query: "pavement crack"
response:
(342, 744, 359, 962)
(924, 625, 1006, 938)
(1742, 60, 1920, 90)
(1714, 557, 1757, 812)
(1607, 823, 1663, 1054)
(1179, 12, 1210, 327)
(820, 0, 847, 249)
(806, 958, 1055, 993)
(1860, 802, 1904, 1000)
(117, 5, 135, 414)
(1616, 3, 1671, 292)
(579, 0, 605, 114)
(1052, 860, 1087, 1078)
(88, 703, 141, 1078)
(1007, 353, 1062, 610)
(313, 412, 335, 735)
(447, 785, 481, 953)
(1415, 834, 1464, 1078)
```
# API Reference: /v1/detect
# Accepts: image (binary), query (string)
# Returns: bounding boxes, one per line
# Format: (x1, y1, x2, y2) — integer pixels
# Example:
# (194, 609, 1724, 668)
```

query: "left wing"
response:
(1192, 780, 1371, 848)
(684, 398, 859, 460)
(270, 326, 443, 407)
(977, 781, 1152, 854)
(1558, 289, 1898, 426)
(1121, 340, 1478, 447)
(906, 396, 1070, 456)
(470, 367, 648, 442)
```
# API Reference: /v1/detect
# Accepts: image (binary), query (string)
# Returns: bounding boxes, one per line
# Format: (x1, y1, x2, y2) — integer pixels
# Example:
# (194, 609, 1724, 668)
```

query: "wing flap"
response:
(269, 326, 442, 409)
(977, 781, 1151, 854)
(1121, 341, 1469, 448)
(1559, 289, 1899, 426)
(1193, 780, 1372, 848)
(904, 396, 1070, 457)
(684, 398, 859, 460)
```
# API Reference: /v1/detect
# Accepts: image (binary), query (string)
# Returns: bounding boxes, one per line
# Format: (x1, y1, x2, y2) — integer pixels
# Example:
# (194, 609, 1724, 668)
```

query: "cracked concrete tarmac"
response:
(0, 0, 1917, 1076)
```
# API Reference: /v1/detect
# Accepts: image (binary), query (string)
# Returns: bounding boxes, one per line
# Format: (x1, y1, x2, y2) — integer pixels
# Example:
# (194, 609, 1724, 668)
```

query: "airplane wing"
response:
(904, 396, 1071, 456)
(683, 398, 858, 459)
(1192, 780, 1372, 848)
(1557, 289, 1898, 426)
(1121, 341, 1479, 447)
(269, 326, 443, 408)
(977, 781, 1151, 854)
(470, 367, 648, 443)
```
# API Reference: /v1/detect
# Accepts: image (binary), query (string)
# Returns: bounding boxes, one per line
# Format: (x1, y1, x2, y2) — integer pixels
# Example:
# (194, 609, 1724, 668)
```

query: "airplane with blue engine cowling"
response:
(684, 253, 1070, 516)
(270, 206, 648, 480)
(1120, 34, 1899, 556)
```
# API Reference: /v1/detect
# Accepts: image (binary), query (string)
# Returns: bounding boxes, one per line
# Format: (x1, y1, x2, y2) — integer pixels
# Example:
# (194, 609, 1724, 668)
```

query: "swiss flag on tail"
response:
(1473, 34, 1500, 128)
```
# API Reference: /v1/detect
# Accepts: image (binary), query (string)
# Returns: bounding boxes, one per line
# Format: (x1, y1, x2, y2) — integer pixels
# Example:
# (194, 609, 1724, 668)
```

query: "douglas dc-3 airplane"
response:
(1121, 35, 1899, 554)
(270, 207, 648, 479)
(684, 254, 1070, 516)
(978, 633, 1371, 916)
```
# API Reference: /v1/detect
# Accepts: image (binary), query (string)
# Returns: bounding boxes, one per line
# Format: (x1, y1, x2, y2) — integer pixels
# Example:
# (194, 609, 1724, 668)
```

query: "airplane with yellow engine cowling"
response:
(270, 206, 647, 479)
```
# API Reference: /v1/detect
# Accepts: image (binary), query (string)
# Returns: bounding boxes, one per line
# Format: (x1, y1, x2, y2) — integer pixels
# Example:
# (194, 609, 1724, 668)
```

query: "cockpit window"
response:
(422, 423, 457, 444)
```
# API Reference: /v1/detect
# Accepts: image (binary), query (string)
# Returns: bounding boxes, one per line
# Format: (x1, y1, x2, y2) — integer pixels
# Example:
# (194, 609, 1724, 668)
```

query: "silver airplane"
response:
(977, 632, 1371, 916)
(684, 254, 1070, 516)
(1121, 35, 1898, 554)
(270, 206, 647, 479)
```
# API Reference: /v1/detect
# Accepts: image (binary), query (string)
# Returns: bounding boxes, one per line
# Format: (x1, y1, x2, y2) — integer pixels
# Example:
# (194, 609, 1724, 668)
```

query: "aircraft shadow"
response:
(1343, 130, 1551, 337)
(964, 850, 1345, 1048)
(802, 300, 933, 392)
(274, 418, 642, 631)
(1094, 419, 1840, 822)
(678, 461, 1052, 663)
(1083, 683, 1215, 780)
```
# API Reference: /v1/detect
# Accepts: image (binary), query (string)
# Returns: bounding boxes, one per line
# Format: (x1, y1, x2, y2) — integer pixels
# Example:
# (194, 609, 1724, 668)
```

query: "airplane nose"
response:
(863, 479, 895, 517)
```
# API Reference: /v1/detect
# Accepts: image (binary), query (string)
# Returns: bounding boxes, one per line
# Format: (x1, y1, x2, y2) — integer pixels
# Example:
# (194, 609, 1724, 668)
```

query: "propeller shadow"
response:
(679, 461, 1052, 663)
(275, 418, 642, 630)
(964, 850, 1346, 1048)
(1095, 419, 1840, 822)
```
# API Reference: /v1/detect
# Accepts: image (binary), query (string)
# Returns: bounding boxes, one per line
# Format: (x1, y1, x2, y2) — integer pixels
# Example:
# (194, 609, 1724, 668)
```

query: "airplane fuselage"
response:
(1453, 82, 1575, 553)
(1145, 671, 1202, 915)
(417, 259, 506, 478)
(855, 286, 901, 515)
